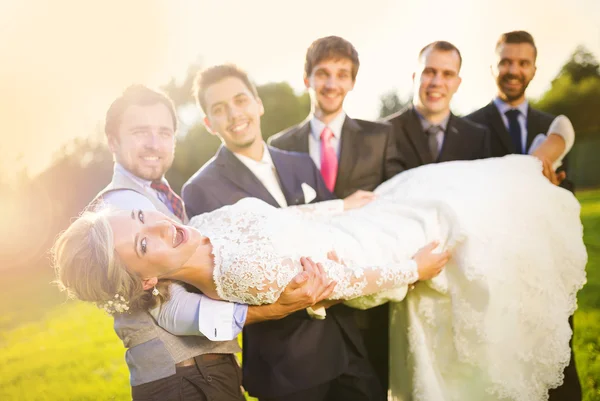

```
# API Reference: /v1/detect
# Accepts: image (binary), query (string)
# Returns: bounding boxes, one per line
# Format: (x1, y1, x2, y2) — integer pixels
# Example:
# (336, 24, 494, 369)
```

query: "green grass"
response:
(574, 189, 600, 401)
(1, 189, 599, 401)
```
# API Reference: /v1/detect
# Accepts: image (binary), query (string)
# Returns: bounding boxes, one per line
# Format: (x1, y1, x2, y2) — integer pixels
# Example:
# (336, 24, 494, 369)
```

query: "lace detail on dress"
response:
(284, 199, 344, 218)
(190, 198, 418, 305)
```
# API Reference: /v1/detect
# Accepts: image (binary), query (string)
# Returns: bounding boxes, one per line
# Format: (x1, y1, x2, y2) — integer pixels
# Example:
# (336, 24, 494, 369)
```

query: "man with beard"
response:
(96, 85, 336, 401)
(466, 30, 570, 188)
(268, 35, 404, 393)
(466, 31, 581, 400)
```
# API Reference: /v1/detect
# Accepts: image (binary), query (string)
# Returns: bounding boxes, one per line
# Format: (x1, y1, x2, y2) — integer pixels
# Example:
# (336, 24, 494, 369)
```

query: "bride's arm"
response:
(218, 242, 450, 305)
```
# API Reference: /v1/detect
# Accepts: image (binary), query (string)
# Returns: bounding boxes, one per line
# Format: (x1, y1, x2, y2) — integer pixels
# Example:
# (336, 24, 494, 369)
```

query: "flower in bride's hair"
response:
(98, 293, 130, 315)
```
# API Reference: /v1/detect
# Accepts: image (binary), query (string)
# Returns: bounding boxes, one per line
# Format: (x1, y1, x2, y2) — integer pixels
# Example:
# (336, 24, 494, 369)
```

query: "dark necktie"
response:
(426, 125, 443, 161)
(505, 109, 523, 154)
(151, 181, 185, 221)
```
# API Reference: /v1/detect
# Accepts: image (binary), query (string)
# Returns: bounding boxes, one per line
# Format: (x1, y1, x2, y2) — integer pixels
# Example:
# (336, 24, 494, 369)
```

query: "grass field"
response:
(1, 189, 599, 401)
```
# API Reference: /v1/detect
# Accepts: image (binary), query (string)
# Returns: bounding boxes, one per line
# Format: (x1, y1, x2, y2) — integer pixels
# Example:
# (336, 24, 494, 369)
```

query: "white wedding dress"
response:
(189, 123, 586, 401)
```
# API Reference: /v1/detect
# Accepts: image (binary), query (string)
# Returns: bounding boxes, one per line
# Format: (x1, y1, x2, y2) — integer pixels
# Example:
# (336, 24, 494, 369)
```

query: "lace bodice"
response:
(189, 198, 419, 305)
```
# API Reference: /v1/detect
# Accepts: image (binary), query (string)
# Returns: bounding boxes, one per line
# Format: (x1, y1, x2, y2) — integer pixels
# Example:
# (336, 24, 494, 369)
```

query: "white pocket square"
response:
(301, 183, 317, 204)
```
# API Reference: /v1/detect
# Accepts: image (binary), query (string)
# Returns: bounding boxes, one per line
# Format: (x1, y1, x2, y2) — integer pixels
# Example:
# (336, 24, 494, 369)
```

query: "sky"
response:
(1, 0, 599, 178)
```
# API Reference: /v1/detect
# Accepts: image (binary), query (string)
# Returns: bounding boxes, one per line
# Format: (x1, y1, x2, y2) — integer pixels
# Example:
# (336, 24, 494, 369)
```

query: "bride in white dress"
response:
(53, 116, 586, 401)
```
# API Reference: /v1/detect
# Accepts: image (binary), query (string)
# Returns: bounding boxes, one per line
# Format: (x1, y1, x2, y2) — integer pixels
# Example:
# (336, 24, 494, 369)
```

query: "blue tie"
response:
(505, 109, 523, 154)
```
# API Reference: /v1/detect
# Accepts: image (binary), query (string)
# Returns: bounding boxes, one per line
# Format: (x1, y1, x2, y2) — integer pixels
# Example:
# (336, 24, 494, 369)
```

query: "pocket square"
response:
(300, 182, 317, 203)
(301, 183, 317, 204)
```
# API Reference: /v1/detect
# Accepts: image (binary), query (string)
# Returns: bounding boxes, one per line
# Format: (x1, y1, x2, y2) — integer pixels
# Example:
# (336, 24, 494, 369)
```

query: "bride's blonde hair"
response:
(52, 210, 170, 312)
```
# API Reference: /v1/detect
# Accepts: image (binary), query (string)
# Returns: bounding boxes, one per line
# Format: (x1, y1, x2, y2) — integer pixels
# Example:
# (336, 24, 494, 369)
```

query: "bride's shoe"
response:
(528, 115, 575, 170)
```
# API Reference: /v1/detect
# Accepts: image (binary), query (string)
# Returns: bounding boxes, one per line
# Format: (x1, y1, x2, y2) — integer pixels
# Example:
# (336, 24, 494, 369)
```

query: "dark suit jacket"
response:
(181, 145, 368, 399)
(269, 115, 403, 391)
(466, 101, 574, 192)
(466, 101, 580, 401)
(383, 107, 491, 169)
(268, 116, 405, 198)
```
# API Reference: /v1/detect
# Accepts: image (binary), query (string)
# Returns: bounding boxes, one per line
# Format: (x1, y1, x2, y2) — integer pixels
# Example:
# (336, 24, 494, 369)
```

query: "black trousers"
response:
(260, 342, 384, 401)
(548, 315, 582, 401)
(131, 354, 245, 401)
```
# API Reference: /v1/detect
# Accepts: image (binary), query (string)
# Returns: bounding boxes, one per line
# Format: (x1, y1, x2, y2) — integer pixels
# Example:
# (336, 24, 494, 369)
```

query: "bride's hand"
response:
(412, 241, 451, 281)
(343, 190, 376, 211)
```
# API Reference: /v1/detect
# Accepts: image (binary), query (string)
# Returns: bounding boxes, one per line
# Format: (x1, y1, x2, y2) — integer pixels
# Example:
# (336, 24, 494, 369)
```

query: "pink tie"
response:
(320, 127, 338, 192)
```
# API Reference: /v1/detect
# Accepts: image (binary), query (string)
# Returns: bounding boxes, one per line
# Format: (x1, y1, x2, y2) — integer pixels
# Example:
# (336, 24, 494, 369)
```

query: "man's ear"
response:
(107, 133, 118, 153)
(303, 76, 310, 89)
(203, 117, 217, 136)
(257, 97, 265, 117)
(142, 277, 158, 291)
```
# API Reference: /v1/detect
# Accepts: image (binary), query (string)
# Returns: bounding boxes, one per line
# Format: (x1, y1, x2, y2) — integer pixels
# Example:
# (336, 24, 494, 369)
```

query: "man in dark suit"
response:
(466, 30, 580, 400)
(182, 64, 383, 401)
(384, 41, 490, 169)
(269, 36, 405, 391)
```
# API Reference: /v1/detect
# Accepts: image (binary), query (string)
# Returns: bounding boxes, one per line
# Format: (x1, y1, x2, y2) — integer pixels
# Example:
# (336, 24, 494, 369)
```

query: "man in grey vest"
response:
(96, 85, 336, 400)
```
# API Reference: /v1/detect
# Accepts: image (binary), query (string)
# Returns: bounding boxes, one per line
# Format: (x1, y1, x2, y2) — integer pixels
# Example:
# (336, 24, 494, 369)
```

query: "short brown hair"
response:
(105, 85, 177, 138)
(193, 64, 259, 114)
(495, 30, 537, 59)
(418, 41, 463, 70)
(304, 36, 360, 80)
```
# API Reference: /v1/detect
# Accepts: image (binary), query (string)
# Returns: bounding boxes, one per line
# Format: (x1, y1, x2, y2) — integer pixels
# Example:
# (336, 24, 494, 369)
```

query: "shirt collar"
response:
(493, 96, 529, 119)
(309, 110, 346, 141)
(233, 142, 274, 169)
(413, 107, 450, 132)
(114, 162, 162, 189)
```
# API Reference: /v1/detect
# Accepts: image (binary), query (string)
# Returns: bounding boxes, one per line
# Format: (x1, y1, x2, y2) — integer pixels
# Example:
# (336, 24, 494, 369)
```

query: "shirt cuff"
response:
(198, 297, 246, 341)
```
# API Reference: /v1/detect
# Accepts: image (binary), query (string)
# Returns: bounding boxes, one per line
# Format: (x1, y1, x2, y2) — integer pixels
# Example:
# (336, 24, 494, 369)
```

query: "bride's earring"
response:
(152, 286, 160, 296)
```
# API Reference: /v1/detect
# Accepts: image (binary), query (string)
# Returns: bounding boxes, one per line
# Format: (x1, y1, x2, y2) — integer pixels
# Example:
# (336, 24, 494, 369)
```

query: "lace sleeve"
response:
(204, 197, 418, 305)
(214, 239, 419, 305)
(318, 258, 419, 300)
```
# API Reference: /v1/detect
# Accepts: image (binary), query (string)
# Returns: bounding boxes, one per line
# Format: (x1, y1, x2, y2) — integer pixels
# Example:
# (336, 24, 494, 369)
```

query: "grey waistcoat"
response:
(93, 169, 240, 386)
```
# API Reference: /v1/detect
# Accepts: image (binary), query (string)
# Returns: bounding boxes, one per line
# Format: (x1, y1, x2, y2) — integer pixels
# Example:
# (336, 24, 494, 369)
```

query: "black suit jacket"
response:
(383, 107, 491, 170)
(269, 115, 403, 391)
(181, 145, 368, 399)
(268, 116, 405, 198)
(466, 101, 574, 192)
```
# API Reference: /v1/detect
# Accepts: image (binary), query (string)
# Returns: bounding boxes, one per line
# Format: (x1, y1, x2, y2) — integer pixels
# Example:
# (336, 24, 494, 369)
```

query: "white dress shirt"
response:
(493, 97, 530, 152)
(308, 111, 346, 169)
(234, 142, 288, 207)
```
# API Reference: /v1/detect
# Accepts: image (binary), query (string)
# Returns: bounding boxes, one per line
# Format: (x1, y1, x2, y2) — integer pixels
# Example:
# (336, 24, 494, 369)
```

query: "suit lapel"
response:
(405, 108, 434, 164)
(269, 147, 305, 206)
(486, 102, 515, 153)
(438, 114, 461, 162)
(293, 121, 311, 153)
(335, 116, 361, 194)
(526, 106, 543, 152)
(214, 146, 280, 207)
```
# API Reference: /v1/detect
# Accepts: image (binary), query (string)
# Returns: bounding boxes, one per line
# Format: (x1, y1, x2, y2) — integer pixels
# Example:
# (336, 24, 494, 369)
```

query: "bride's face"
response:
(108, 210, 206, 279)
